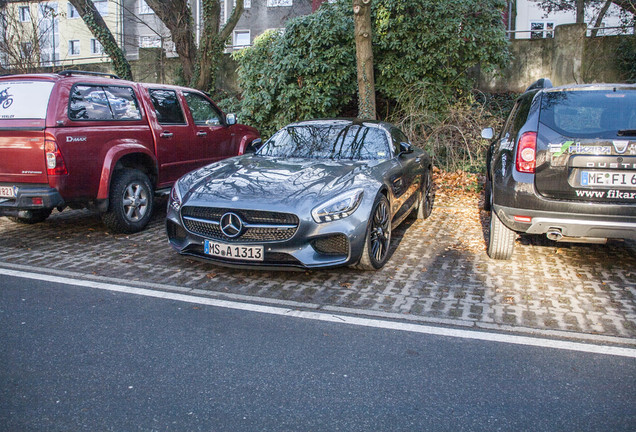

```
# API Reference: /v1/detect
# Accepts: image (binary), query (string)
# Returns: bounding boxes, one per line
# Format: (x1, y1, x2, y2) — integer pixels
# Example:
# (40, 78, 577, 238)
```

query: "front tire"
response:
(355, 194, 392, 270)
(487, 210, 516, 260)
(102, 169, 154, 234)
(8, 208, 52, 224)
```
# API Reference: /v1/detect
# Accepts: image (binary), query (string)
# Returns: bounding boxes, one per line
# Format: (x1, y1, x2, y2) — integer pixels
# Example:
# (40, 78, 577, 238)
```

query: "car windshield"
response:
(540, 89, 636, 137)
(258, 123, 390, 160)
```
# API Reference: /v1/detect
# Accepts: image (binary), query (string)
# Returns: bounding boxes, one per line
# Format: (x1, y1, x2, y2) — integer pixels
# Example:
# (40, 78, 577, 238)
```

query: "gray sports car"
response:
(166, 119, 433, 270)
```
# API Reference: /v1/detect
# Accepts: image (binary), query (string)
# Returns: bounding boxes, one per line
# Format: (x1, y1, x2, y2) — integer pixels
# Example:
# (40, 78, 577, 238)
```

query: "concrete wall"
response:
(479, 23, 630, 93)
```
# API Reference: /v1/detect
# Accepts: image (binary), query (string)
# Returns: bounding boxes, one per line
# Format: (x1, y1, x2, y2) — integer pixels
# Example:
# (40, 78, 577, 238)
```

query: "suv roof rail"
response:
(524, 78, 553, 93)
(58, 70, 120, 80)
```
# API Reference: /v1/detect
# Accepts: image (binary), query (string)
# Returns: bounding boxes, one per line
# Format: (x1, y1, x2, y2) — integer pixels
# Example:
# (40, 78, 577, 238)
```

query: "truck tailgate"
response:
(0, 122, 48, 184)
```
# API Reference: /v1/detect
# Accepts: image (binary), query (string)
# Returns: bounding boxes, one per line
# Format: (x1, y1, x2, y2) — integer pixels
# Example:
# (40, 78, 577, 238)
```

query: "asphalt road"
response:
(1, 273, 635, 432)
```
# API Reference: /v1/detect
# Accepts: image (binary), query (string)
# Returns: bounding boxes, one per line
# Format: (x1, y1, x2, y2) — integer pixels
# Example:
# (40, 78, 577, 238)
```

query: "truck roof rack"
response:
(524, 78, 553, 93)
(58, 70, 120, 80)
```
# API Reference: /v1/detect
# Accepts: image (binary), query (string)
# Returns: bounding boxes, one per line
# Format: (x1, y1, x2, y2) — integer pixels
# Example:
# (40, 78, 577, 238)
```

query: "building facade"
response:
(0, 0, 120, 71)
(508, 0, 633, 39)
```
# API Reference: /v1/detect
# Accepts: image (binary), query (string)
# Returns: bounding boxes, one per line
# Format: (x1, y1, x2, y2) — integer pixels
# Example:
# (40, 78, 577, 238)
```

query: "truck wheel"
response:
(355, 194, 391, 271)
(415, 169, 434, 220)
(8, 209, 52, 224)
(487, 211, 516, 260)
(102, 169, 154, 234)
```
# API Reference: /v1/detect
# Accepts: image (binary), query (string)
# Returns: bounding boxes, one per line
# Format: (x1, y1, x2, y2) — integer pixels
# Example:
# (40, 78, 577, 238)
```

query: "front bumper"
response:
(166, 207, 369, 270)
(0, 183, 64, 217)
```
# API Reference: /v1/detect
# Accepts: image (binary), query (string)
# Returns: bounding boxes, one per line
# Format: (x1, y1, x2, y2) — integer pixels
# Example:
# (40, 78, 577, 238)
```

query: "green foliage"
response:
(234, 0, 510, 137)
(374, 0, 510, 110)
(617, 36, 636, 83)
(234, 3, 356, 136)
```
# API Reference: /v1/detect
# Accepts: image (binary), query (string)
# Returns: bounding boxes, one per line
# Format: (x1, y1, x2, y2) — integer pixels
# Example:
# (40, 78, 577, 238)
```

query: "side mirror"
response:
(226, 113, 237, 126)
(481, 127, 494, 140)
(398, 142, 413, 156)
(245, 138, 262, 154)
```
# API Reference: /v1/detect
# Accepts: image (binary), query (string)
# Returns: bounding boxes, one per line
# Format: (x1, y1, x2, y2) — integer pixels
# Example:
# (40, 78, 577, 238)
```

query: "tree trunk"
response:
(68, 0, 132, 80)
(145, 0, 244, 91)
(591, 1, 613, 37)
(145, 0, 197, 85)
(576, 0, 585, 24)
(195, 0, 244, 91)
(353, 0, 376, 120)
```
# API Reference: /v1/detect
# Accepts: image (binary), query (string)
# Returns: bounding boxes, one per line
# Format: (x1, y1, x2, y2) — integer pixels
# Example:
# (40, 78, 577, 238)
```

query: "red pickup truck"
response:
(0, 71, 260, 233)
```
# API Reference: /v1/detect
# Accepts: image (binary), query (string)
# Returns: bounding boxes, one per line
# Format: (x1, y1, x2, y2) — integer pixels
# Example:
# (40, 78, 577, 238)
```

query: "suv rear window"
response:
(69, 85, 142, 121)
(0, 80, 55, 120)
(539, 90, 636, 138)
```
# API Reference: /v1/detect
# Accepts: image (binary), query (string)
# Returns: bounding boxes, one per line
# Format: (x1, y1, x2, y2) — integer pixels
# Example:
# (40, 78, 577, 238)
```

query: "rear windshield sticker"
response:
(548, 140, 635, 157)
(0, 81, 55, 120)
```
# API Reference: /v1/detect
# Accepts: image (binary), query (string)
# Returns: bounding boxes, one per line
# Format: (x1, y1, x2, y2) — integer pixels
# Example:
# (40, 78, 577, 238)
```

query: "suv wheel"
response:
(355, 194, 391, 271)
(487, 211, 516, 260)
(9, 208, 52, 224)
(102, 169, 154, 234)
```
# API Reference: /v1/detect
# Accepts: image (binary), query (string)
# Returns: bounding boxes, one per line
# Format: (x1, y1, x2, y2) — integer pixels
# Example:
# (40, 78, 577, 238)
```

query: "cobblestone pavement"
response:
(1, 193, 635, 343)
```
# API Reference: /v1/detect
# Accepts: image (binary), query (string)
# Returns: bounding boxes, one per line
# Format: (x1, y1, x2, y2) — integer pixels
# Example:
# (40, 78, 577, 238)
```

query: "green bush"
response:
(234, 4, 357, 136)
(234, 0, 511, 170)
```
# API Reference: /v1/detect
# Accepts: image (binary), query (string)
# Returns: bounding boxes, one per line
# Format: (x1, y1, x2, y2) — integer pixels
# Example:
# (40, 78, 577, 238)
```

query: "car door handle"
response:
(160, 131, 174, 139)
(197, 131, 208, 137)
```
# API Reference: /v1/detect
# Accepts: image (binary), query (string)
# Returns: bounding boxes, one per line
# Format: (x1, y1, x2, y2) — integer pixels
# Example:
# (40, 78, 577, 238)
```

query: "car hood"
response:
(180, 155, 381, 208)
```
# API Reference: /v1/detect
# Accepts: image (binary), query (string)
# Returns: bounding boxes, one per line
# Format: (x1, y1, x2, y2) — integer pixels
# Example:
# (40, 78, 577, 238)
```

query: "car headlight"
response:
(312, 189, 364, 223)
(169, 181, 183, 212)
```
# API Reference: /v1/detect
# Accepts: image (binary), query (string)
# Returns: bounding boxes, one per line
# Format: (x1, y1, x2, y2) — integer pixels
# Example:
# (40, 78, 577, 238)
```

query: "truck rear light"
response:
(32, 197, 43, 205)
(516, 132, 536, 174)
(45, 139, 68, 175)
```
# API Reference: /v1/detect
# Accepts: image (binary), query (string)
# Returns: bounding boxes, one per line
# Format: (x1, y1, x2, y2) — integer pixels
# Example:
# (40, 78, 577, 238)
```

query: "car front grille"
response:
(181, 206, 299, 242)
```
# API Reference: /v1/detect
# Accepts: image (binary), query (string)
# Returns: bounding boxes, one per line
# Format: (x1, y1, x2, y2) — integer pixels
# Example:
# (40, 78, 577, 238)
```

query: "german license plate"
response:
(581, 171, 636, 188)
(0, 185, 17, 198)
(204, 240, 264, 262)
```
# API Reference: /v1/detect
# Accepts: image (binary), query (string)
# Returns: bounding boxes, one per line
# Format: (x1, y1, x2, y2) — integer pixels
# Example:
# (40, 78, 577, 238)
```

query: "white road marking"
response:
(2, 267, 636, 359)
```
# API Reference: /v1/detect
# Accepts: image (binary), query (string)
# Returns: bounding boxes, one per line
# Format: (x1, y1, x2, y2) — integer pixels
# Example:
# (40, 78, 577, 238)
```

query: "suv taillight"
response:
(516, 132, 536, 174)
(45, 139, 68, 175)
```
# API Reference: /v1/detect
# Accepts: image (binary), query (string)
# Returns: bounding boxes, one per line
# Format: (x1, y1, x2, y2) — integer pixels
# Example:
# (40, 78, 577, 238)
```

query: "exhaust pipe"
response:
(546, 229, 563, 242)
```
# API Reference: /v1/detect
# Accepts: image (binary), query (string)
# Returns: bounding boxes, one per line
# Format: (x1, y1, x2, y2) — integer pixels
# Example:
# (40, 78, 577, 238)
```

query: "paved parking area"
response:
(1, 190, 635, 343)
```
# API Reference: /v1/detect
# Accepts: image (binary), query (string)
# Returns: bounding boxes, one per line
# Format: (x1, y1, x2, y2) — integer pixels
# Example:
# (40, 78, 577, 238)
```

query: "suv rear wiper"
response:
(617, 129, 636, 136)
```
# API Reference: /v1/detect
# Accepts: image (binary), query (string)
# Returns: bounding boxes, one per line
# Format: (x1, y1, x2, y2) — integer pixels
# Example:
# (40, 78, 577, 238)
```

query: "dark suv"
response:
(483, 79, 636, 259)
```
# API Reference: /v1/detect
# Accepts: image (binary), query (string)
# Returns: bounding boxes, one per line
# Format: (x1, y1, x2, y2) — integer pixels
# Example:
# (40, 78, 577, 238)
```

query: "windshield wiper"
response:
(617, 129, 636, 136)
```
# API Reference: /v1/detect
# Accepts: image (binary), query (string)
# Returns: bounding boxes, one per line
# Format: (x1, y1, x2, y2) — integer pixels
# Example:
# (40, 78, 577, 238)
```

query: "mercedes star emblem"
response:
(220, 212, 243, 238)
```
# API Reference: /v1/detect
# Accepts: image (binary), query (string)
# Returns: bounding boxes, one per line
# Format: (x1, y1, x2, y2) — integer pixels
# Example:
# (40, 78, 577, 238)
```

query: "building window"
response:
(69, 40, 80, 56)
(530, 22, 554, 39)
(68, 3, 80, 19)
(93, 0, 108, 16)
(233, 30, 250, 47)
(19, 6, 30, 22)
(139, 36, 161, 48)
(91, 39, 104, 54)
(267, 0, 292, 6)
(139, 0, 153, 14)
